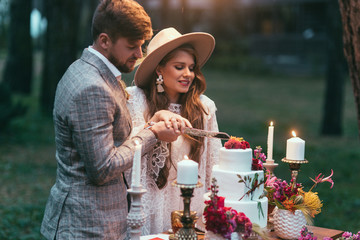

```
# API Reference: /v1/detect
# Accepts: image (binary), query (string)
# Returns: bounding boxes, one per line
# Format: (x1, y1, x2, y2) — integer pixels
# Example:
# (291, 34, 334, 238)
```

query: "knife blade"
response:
(183, 127, 231, 140)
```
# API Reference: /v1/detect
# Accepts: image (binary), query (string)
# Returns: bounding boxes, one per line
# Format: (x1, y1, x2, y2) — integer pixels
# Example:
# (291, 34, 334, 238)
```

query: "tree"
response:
(3, 0, 32, 94)
(321, 1, 347, 136)
(338, 0, 360, 138)
(40, 0, 82, 114)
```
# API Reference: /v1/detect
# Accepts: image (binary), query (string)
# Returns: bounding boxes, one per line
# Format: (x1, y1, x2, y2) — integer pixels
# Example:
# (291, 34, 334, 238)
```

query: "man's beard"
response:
(108, 54, 136, 73)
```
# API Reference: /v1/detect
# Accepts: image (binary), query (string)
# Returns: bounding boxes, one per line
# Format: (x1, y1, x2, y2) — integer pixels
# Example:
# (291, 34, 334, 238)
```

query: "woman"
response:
(126, 27, 221, 235)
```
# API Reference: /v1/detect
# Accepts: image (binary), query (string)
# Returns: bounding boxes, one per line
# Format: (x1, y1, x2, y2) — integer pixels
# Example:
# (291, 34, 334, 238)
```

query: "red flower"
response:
(204, 178, 253, 239)
(224, 137, 250, 150)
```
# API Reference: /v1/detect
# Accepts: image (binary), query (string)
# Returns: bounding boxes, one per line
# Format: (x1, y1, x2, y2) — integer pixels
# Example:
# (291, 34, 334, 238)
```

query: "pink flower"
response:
(309, 169, 334, 191)
(265, 173, 278, 188)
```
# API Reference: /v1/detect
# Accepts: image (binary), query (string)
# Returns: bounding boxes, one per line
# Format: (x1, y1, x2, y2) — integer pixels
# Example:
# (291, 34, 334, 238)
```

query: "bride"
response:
(126, 27, 221, 235)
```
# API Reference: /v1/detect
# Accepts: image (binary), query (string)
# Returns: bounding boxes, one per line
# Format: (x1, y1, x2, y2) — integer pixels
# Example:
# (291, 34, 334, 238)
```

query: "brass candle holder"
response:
(171, 181, 203, 240)
(281, 158, 308, 190)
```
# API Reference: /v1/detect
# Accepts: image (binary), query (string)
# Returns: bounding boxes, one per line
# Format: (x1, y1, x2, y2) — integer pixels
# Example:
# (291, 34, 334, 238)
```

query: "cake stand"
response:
(281, 158, 308, 190)
(171, 181, 203, 240)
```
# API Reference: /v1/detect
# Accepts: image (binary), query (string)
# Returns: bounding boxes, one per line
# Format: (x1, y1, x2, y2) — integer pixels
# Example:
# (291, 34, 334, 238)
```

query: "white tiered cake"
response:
(204, 141, 268, 228)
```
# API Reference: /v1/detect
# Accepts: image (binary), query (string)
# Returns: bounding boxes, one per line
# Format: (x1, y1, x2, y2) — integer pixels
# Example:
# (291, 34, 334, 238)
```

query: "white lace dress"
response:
(126, 86, 221, 235)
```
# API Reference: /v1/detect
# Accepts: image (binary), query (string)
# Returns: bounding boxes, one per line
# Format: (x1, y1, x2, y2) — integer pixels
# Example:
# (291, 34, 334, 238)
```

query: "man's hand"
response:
(150, 110, 192, 134)
(150, 121, 181, 142)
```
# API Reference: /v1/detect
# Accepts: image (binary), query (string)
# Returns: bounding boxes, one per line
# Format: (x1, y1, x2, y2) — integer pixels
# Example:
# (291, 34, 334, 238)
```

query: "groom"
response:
(40, 0, 190, 239)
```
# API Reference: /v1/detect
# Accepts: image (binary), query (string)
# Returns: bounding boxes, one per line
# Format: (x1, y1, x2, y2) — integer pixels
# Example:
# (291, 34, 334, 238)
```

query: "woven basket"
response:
(273, 207, 307, 239)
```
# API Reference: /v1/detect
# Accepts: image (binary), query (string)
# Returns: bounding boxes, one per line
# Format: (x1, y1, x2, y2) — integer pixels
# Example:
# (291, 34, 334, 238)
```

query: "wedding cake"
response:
(204, 137, 268, 228)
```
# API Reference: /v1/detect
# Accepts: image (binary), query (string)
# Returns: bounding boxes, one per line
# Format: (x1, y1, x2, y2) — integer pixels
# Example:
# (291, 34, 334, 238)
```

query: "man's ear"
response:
(98, 33, 111, 50)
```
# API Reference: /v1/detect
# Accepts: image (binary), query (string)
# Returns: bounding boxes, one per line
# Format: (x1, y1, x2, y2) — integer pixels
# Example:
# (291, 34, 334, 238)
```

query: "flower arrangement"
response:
(203, 178, 253, 239)
(300, 226, 360, 240)
(265, 169, 334, 223)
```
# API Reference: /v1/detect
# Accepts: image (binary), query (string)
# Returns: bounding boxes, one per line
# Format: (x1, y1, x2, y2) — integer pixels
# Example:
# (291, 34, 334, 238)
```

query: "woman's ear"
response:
(155, 66, 162, 76)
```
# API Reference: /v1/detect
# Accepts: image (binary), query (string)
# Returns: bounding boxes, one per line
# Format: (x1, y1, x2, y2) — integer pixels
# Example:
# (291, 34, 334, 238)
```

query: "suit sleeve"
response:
(70, 84, 157, 185)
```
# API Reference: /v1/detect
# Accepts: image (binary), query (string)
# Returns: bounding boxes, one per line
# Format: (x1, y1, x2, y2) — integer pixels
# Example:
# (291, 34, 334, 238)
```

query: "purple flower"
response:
(343, 232, 353, 238)
(353, 234, 360, 240)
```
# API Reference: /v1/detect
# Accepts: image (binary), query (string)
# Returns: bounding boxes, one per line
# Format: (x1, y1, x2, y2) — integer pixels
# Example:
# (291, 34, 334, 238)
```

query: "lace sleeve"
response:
(126, 86, 148, 137)
(191, 95, 222, 232)
(126, 87, 171, 235)
(200, 95, 222, 190)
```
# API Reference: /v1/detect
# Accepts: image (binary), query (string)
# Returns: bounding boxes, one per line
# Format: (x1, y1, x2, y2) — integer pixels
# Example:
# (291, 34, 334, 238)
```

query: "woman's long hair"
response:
(142, 44, 208, 189)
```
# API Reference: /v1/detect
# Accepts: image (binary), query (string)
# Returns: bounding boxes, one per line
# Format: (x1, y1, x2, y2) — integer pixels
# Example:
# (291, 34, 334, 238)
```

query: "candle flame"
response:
(184, 155, 189, 160)
(270, 121, 273, 126)
(134, 139, 140, 145)
(292, 131, 296, 137)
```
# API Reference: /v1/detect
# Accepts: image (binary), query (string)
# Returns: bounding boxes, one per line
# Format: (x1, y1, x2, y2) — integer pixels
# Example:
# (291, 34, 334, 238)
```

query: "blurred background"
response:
(0, 0, 359, 239)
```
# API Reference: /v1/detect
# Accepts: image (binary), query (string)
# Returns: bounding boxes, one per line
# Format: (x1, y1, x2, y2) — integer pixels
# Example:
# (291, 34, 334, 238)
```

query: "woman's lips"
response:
(178, 80, 190, 86)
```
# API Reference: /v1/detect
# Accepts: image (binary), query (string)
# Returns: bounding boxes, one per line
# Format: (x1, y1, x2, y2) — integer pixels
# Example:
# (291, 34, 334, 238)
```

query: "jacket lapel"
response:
(80, 49, 133, 135)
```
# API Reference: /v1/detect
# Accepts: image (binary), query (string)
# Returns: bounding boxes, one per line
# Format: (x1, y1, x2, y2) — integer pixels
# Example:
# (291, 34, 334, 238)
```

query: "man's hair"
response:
(92, 0, 153, 42)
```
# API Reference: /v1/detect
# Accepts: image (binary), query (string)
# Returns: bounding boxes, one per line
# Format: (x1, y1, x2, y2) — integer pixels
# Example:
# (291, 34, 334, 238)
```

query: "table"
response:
(188, 226, 343, 239)
(268, 226, 344, 239)
(157, 225, 343, 239)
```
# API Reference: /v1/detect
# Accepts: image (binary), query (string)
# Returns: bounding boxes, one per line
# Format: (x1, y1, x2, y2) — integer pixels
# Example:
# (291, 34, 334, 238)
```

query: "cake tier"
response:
(219, 147, 252, 172)
(211, 165, 265, 202)
(204, 193, 268, 228)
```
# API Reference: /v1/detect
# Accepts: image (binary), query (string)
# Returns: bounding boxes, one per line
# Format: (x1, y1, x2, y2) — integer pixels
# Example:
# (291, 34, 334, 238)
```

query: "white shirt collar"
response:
(88, 46, 121, 78)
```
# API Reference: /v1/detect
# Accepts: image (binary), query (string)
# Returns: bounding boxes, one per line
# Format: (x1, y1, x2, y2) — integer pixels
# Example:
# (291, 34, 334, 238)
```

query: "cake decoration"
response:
(224, 136, 250, 149)
(252, 146, 266, 170)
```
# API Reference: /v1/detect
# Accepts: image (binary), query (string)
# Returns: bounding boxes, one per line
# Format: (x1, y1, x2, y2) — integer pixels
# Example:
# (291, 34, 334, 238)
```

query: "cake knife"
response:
(183, 127, 231, 140)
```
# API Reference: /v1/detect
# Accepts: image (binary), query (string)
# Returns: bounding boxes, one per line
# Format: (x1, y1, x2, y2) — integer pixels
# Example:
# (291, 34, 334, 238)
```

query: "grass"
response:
(0, 70, 359, 239)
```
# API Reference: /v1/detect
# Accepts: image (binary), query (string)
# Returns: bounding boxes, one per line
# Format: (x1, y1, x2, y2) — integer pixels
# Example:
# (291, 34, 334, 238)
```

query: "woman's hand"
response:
(150, 110, 192, 133)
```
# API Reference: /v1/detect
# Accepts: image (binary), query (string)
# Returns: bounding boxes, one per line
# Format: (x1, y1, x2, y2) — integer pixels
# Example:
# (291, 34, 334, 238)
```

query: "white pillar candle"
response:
(286, 131, 305, 160)
(266, 121, 274, 163)
(177, 156, 198, 185)
(131, 140, 142, 187)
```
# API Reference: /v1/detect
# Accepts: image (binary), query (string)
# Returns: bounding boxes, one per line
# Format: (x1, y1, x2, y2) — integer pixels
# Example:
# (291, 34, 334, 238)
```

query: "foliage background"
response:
(0, 0, 360, 239)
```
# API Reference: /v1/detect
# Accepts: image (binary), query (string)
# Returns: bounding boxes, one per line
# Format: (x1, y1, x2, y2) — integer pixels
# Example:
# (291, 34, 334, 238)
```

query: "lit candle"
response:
(266, 121, 274, 163)
(286, 131, 305, 160)
(131, 140, 142, 187)
(177, 156, 198, 185)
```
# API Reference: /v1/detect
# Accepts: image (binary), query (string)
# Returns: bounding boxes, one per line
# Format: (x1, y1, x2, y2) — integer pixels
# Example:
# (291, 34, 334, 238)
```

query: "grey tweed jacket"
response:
(41, 49, 157, 240)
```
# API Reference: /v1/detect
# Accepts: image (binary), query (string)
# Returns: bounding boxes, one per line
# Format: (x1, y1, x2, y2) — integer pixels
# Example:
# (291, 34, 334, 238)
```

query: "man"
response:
(40, 0, 190, 239)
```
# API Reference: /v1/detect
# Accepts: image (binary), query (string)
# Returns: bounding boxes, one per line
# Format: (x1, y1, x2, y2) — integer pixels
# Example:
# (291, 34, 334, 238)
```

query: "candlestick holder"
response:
(171, 181, 203, 240)
(263, 159, 279, 175)
(127, 186, 147, 240)
(281, 158, 308, 190)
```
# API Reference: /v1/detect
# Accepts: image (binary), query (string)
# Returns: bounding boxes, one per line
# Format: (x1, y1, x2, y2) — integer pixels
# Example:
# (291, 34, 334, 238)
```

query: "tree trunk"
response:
(338, 0, 360, 138)
(78, 0, 99, 50)
(40, 0, 81, 114)
(3, 0, 32, 94)
(181, 0, 190, 33)
(321, 1, 347, 136)
(160, 0, 169, 29)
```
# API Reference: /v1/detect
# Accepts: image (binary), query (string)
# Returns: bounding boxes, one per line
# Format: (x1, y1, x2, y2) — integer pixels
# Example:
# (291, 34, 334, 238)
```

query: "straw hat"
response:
(134, 27, 215, 88)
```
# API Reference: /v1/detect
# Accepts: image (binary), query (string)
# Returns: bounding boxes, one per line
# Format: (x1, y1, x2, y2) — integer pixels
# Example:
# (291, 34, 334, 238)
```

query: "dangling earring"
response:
(156, 74, 164, 93)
